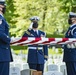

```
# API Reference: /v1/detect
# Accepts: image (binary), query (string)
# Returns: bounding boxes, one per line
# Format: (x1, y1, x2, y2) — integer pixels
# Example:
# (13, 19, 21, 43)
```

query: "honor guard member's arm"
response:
(43, 45, 48, 60)
(0, 17, 10, 44)
(42, 32, 48, 61)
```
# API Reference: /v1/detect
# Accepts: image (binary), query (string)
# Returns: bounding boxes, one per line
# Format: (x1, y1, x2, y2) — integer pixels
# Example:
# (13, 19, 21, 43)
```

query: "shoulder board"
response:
(25, 30, 31, 35)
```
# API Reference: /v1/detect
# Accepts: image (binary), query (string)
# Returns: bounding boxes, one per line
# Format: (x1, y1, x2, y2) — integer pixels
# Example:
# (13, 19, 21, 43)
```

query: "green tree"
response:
(7, 0, 71, 37)
(58, 0, 76, 12)
(5, 0, 17, 36)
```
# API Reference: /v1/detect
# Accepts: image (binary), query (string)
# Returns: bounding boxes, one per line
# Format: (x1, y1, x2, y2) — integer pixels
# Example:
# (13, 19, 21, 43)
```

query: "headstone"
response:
(44, 61, 48, 72)
(60, 65, 67, 75)
(10, 63, 14, 68)
(15, 63, 22, 70)
(9, 67, 20, 75)
(22, 63, 29, 70)
(48, 64, 58, 71)
(48, 58, 53, 65)
(21, 69, 36, 75)
(43, 71, 63, 75)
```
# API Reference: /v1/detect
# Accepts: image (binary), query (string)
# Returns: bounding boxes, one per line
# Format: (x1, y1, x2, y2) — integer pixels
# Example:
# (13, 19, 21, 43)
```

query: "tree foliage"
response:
(5, 0, 76, 37)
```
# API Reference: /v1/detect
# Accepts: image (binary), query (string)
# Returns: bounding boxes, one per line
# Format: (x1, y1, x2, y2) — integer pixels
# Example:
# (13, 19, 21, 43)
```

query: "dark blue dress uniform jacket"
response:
(22, 29, 48, 64)
(0, 15, 13, 62)
(63, 24, 76, 62)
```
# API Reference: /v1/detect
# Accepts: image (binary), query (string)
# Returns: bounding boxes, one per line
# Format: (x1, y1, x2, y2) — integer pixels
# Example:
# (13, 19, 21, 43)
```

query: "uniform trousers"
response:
(28, 63, 44, 73)
(66, 62, 76, 75)
(0, 62, 9, 75)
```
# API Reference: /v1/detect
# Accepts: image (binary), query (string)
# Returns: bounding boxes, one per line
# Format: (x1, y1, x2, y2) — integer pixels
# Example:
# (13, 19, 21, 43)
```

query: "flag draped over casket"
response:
(10, 37, 76, 46)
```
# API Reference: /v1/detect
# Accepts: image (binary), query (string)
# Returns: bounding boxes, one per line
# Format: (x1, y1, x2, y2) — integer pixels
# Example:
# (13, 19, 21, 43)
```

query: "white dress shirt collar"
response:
(33, 29, 38, 34)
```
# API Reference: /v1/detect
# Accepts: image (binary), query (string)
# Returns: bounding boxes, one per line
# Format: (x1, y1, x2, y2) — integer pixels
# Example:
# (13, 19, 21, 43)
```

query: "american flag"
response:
(10, 37, 76, 46)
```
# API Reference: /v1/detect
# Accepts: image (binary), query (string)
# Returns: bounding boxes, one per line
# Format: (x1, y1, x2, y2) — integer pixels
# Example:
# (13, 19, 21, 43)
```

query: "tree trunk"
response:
(42, 0, 47, 31)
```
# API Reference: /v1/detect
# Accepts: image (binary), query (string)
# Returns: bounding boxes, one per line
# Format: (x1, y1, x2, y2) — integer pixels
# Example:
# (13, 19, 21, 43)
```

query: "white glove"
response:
(67, 42, 76, 48)
(44, 60, 47, 63)
(10, 36, 15, 43)
(10, 37, 22, 43)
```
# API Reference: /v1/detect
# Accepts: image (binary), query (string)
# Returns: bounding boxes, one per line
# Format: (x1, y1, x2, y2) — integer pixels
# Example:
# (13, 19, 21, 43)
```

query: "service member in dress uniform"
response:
(63, 12, 76, 75)
(0, 0, 13, 75)
(22, 16, 48, 74)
